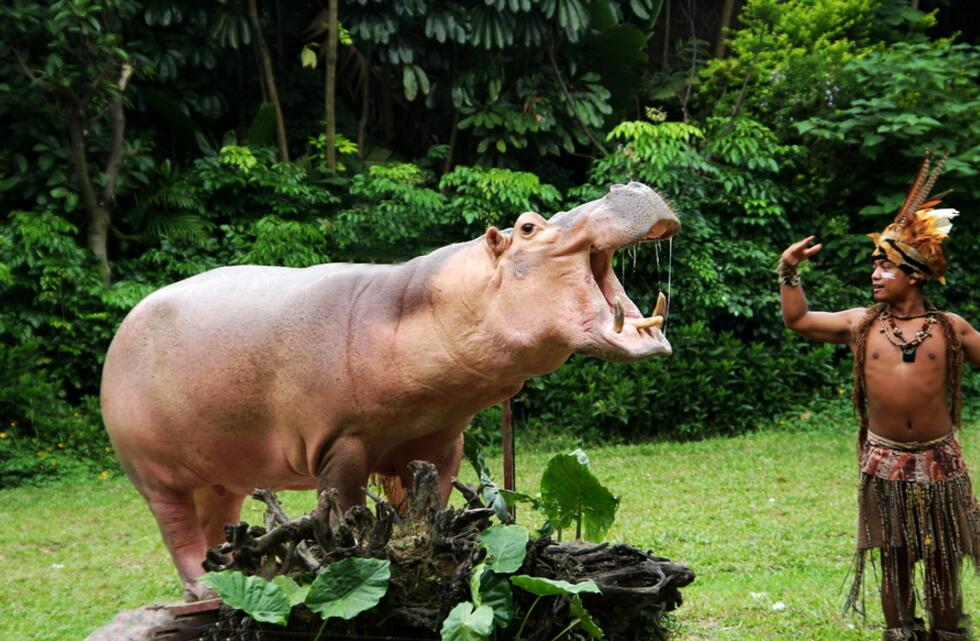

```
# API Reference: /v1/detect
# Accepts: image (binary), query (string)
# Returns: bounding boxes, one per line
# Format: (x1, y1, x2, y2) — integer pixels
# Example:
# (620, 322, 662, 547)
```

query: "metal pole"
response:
(502, 398, 515, 517)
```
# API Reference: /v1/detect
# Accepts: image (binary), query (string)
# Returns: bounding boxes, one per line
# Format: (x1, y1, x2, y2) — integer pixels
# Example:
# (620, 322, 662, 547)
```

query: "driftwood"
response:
(198, 461, 694, 641)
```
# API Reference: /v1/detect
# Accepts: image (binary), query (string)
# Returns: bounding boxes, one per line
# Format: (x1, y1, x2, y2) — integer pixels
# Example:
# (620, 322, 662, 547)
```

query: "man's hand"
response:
(781, 236, 823, 267)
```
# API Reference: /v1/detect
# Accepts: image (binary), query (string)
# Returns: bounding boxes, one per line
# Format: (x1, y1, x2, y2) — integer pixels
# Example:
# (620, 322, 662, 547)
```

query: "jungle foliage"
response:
(1, 0, 978, 485)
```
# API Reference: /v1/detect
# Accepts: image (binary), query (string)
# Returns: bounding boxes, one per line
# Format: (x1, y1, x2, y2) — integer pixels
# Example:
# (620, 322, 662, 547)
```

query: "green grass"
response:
(2, 406, 979, 640)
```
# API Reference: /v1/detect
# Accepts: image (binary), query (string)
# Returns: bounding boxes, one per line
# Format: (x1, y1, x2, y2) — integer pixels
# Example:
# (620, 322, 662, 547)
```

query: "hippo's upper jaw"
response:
(563, 182, 680, 362)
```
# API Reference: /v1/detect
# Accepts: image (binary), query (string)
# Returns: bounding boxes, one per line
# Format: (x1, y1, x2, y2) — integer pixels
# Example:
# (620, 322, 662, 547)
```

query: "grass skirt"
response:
(846, 432, 980, 616)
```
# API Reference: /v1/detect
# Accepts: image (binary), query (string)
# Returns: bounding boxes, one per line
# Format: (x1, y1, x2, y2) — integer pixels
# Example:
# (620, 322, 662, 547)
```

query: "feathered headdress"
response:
(868, 151, 958, 284)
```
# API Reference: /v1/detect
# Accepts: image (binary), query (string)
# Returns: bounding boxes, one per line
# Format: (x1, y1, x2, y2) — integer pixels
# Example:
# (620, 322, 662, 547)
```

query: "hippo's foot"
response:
(183, 582, 218, 603)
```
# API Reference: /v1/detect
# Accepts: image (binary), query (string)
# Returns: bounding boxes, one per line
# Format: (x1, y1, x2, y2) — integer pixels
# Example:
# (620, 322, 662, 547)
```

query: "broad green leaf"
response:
(305, 557, 391, 621)
(469, 562, 487, 605)
(199, 571, 291, 626)
(272, 575, 310, 607)
(510, 575, 601, 597)
(470, 565, 515, 629)
(440, 601, 494, 641)
(414, 65, 430, 96)
(477, 524, 528, 574)
(539, 452, 620, 541)
(403, 65, 418, 101)
(570, 594, 604, 639)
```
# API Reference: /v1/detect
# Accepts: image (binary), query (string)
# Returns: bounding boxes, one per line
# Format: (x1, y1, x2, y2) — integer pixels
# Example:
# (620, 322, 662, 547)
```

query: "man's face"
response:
(871, 258, 917, 301)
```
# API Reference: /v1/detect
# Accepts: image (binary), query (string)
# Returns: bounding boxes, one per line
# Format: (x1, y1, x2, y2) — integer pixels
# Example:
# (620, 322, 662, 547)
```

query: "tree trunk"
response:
(713, 0, 736, 59)
(63, 63, 132, 285)
(66, 115, 111, 283)
(357, 48, 372, 158)
(379, 64, 395, 144)
(324, 0, 339, 172)
(247, 0, 289, 162)
(442, 106, 459, 175)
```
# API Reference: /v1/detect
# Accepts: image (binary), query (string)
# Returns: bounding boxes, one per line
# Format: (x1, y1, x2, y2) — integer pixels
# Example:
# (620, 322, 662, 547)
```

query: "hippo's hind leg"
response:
(432, 432, 464, 505)
(143, 488, 216, 601)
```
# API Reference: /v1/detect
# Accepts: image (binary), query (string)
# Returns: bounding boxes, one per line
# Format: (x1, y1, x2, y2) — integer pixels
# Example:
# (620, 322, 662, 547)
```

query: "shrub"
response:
(517, 323, 840, 441)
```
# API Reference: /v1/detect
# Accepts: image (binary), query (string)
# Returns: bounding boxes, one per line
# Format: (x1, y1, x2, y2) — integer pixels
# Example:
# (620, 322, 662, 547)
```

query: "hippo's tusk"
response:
(653, 291, 667, 318)
(626, 315, 664, 330)
(613, 297, 624, 333)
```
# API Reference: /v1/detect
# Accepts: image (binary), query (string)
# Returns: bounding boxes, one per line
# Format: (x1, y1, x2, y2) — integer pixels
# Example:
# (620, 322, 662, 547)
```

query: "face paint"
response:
(880, 271, 896, 281)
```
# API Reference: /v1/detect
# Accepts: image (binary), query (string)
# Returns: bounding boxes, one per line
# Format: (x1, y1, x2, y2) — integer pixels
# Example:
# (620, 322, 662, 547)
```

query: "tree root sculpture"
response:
(198, 461, 694, 641)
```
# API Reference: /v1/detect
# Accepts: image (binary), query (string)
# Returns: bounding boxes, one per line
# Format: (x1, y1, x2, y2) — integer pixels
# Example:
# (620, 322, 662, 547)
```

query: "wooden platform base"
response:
(154, 599, 222, 641)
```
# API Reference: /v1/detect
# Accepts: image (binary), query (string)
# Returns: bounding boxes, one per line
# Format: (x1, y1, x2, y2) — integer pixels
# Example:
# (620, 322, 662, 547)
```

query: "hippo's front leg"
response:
(316, 436, 374, 509)
(395, 430, 465, 505)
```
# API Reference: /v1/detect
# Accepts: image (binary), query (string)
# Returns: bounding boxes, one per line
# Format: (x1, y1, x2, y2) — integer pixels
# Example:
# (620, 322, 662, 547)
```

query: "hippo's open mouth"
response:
(587, 242, 674, 360)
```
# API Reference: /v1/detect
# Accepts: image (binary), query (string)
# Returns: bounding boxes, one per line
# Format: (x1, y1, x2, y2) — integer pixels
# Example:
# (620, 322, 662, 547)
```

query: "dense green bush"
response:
(519, 325, 840, 442)
(0, 212, 125, 485)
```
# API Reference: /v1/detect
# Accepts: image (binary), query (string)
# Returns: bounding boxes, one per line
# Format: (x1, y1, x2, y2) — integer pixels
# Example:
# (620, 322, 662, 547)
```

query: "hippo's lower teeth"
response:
(627, 315, 664, 330)
(613, 297, 624, 333)
(653, 291, 667, 318)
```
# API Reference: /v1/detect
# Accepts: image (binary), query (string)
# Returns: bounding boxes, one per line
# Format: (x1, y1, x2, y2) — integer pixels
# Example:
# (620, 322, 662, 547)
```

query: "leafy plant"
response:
(466, 443, 620, 543)
(305, 557, 391, 621)
(469, 562, 517, 629)
(463, 434, 512, 523)
(199, 557, 391, 634)
(538, 450, 620, 542)
(509, 576, 603, 641)
(199, 572, 294, 626)
(440, 601, 495, 641)
(440, 165, 563, 229)
(477, 524, 529, 574)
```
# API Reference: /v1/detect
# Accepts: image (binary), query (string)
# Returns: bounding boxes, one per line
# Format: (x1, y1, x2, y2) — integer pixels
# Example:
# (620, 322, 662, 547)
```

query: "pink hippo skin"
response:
(100, 182, 680, 600)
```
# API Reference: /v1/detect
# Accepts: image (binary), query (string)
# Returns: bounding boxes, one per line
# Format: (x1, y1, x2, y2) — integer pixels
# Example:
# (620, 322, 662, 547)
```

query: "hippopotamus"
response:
(100, 181, 679, 600)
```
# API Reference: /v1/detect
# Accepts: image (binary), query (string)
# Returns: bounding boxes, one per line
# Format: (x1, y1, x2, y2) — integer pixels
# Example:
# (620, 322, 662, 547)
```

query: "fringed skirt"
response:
(846, 431, 980, 615)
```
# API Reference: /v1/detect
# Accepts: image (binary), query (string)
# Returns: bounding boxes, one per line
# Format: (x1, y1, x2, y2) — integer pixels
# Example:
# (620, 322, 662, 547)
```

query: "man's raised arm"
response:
(779, 236, 861, 345)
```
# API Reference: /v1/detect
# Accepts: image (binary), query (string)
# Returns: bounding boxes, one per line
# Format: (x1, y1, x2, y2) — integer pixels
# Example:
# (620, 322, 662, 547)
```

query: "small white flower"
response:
(50, 563, 65, 569)
(750, 592, 767, 600)
(772, 602, 786, 611)
(768, 497, 776, 504)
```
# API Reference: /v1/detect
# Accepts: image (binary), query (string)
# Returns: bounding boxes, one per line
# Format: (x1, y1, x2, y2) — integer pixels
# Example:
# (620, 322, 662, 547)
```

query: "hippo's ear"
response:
(485, 227, 511, 259)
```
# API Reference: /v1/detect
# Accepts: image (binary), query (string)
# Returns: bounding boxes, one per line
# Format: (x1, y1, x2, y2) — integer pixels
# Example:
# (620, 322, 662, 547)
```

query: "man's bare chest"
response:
(863, 321, 948, 378)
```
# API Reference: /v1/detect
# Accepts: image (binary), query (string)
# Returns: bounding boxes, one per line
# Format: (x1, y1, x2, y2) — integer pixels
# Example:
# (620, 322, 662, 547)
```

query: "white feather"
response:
(921, 208, 959, 235)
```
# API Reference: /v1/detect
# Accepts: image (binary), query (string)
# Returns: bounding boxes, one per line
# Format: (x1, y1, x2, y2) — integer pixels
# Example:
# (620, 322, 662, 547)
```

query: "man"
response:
(778, 153, 980, 641)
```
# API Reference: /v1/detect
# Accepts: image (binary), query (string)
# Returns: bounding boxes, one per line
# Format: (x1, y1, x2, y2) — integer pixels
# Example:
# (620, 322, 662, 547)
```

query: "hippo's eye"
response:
(521, 223, 535, 235)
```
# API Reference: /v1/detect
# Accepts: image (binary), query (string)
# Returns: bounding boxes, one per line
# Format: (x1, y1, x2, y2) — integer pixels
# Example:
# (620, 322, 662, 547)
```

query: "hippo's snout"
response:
(603, 182, 679, 245)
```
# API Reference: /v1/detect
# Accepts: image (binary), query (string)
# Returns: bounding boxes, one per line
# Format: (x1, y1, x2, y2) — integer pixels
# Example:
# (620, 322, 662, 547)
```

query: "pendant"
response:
(901, 344, 917, 363)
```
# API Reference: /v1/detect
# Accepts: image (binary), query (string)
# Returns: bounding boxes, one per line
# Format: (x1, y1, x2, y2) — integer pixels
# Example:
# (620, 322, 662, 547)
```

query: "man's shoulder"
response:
(938, 310, 970, 332)
(844, 306, 876, 323)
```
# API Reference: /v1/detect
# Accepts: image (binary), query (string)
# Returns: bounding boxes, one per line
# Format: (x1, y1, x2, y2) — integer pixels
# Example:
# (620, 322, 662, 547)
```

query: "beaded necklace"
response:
(877, 308, 937, 363)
